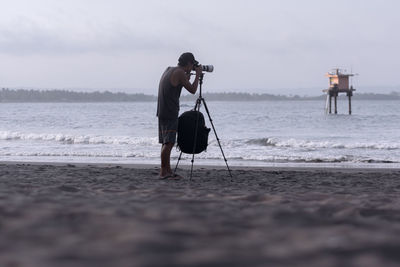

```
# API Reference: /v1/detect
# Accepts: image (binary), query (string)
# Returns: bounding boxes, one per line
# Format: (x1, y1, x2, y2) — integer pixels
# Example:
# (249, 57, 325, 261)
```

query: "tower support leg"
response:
(348, 95, 352, 115)
(334, 96, 338, 114)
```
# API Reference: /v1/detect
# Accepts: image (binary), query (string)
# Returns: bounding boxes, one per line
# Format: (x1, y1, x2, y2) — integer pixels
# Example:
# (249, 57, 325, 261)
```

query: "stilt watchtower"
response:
(323, 68, 356, 114)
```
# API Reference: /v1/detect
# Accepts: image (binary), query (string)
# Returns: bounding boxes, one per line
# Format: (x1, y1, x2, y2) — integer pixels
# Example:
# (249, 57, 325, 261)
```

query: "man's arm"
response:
(174, 66, 202, 95)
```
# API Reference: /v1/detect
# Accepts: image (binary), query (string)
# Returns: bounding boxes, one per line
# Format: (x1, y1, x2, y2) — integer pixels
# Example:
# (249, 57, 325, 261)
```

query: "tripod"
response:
(174, 73, 233, 180)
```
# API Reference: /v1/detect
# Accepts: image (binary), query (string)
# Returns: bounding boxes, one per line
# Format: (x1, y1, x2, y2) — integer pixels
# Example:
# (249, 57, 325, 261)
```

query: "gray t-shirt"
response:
(156, 67, 183, 120)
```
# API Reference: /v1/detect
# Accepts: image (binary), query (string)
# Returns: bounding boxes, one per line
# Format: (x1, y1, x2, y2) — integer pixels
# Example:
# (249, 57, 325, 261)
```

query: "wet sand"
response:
(1, 162, 400, 267)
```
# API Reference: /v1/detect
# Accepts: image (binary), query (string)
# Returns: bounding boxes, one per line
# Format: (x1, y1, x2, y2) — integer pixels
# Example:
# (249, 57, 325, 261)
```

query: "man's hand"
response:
(195, 65, 202, 76)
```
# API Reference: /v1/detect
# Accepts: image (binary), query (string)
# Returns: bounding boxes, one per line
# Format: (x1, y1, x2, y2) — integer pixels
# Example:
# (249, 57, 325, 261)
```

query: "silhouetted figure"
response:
(156, 52, 202, 179)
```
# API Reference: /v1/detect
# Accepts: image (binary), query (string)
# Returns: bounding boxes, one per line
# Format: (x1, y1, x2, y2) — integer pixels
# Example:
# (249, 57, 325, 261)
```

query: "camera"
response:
(193, 60, 214, 73)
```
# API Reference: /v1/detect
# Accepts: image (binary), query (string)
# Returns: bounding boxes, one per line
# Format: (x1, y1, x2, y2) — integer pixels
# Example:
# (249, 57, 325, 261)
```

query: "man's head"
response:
(178, 52, 197, 72)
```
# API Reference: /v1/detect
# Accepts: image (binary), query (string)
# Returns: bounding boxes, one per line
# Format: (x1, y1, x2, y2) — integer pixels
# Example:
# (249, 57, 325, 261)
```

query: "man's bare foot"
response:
(159, 173, 184, 180)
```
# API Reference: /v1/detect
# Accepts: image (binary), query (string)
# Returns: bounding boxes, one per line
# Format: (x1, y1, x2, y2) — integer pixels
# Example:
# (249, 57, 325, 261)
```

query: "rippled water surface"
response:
(0, 100, 399, 167)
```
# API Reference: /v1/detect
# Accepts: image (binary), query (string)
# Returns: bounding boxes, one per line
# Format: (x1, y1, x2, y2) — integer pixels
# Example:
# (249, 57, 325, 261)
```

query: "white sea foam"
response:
(0, 131, 158, 146)
(242, 137, 400, 150)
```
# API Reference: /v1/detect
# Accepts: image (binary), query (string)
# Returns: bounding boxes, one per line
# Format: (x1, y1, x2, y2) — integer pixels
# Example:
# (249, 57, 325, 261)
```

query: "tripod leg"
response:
(190, 153, 195, 180)
(191, 105, 201, 156)
(201, 99, 233, 179)
(193, 98, 201, 111)
(174, 151, 183, 176)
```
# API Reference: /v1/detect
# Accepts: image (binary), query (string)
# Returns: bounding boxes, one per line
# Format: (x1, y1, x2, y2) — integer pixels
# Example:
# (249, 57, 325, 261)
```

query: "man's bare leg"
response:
(160, 142, 174, 177)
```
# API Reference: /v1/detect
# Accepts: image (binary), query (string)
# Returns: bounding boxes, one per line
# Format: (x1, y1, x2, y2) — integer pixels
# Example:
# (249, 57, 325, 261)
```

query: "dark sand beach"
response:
(1, 163, 400, 267)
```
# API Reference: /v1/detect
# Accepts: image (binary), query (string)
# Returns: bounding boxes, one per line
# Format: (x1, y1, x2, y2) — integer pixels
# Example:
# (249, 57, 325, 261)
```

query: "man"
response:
(157, 52, 202, 179)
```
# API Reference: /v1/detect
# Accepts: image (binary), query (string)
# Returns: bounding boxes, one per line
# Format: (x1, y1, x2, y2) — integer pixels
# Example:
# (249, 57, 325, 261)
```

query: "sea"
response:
(0, 99, 399, 168)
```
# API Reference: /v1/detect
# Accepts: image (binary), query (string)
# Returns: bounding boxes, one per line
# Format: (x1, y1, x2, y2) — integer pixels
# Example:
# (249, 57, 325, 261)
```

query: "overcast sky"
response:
(1, 0, 399, 95)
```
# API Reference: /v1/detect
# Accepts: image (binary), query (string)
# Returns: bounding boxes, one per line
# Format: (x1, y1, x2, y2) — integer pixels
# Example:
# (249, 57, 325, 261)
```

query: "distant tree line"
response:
(0, 88, 399, 102)
(181, 92, 400, 101)
(0, 88, 156, 102)
(180, 92, 293, 101)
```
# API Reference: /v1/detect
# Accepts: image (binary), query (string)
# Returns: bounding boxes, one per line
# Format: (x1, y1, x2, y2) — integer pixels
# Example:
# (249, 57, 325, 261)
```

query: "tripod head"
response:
(189, 72, 205, 78)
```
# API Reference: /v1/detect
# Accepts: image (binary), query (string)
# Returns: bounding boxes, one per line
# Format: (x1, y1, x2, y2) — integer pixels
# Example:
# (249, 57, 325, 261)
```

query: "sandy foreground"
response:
(1, 163, 400, 267)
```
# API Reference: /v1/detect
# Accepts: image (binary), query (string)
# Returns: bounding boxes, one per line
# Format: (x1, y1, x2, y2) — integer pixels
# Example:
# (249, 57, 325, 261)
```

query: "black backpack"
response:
(177, 110, 211, 154)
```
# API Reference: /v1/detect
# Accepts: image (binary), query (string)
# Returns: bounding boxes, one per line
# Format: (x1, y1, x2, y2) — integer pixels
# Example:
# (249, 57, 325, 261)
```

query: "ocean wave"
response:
(224, 154, 399, 164)
(0, 131, 158, 146)
(244, 138, 400, 150)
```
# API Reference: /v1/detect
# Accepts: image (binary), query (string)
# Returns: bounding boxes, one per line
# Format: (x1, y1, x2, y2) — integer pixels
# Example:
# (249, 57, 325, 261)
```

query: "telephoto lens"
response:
(202, 65, 214, 72)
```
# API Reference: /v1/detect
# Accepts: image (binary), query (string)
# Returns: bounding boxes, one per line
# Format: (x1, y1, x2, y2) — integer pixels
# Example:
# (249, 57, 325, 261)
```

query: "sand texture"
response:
(1, 163, 400, 267)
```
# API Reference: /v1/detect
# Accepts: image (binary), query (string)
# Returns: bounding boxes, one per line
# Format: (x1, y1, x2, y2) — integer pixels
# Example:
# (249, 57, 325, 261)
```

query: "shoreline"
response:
(2, 160, 400, 173)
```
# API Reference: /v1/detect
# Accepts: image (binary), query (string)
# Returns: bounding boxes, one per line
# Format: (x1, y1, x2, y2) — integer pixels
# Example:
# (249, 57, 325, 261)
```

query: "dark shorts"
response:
(158, 118, 178, 144)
